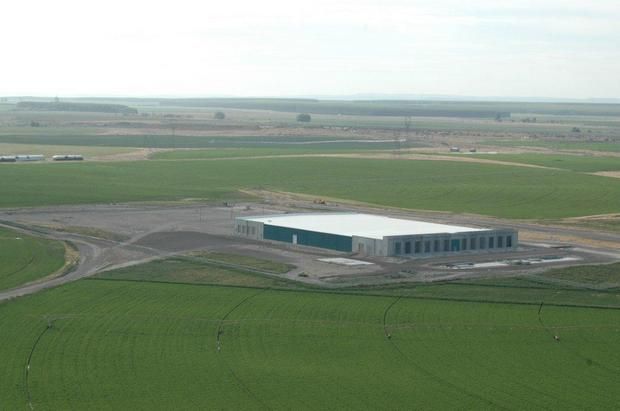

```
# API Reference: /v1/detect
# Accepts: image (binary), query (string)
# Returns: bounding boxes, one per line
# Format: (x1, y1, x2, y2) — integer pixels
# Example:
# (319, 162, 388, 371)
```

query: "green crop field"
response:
(488, 139, 620, 153)
(0, 157, 619, 218)
(0, 227, 66, 291)
(0, 133, 409, 150)
(151, 147, 384, 160)
(2, 98, 619, 409)
(472, 153, 620, 173)
(98, 256, 298, 288)
(1, 270, 619, 409)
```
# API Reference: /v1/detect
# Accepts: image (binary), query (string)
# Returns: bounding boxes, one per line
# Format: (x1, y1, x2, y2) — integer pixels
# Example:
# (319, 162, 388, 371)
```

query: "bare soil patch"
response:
(519, 230, 620, 251)
(592, 171, 620, 179)
(92, 148, 172, 161)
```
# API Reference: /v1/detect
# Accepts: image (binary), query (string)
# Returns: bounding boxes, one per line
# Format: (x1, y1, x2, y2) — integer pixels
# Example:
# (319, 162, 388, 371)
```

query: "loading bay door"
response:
(451, 239, 460, 252)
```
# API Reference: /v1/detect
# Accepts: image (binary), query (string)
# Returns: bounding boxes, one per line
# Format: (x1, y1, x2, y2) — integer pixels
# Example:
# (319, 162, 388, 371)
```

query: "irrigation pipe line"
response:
(24, 317, 55, 410)
(215, 289, 272, 410)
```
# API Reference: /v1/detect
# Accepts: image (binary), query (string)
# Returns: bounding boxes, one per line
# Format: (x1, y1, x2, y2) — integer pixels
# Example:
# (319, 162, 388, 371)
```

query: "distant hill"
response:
(16, 101, 138, 114)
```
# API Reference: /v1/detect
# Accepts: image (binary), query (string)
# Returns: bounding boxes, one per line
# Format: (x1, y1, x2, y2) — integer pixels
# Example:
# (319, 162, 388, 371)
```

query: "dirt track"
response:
(136, 150, 558, 170)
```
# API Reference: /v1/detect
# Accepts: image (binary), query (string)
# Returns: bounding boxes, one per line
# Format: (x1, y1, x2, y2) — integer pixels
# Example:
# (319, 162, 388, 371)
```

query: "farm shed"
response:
(235, 213, 518, 257)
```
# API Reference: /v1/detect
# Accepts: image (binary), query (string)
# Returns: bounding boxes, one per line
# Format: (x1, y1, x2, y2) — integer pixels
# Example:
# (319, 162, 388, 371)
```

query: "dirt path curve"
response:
(151, 151, 558, 169)
(0, 223, 175, 303)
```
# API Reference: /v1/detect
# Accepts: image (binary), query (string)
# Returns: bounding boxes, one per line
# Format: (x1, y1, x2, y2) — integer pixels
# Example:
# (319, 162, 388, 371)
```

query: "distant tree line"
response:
(16, 101, 138, 114)
(162, 98, 516, 119)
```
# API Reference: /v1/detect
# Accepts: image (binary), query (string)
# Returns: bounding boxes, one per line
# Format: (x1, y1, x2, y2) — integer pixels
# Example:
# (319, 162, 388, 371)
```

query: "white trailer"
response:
(15, 155, 45, 162)
(52, 155, 84, 161)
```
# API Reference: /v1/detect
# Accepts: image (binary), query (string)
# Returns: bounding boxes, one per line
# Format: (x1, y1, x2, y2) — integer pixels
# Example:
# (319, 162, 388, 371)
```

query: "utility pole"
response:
(403, 116, 412, 150)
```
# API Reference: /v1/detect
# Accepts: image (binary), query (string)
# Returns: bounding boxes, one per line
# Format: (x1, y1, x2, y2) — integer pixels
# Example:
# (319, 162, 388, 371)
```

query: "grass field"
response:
(0, 157, 619, 218)
(151, 147, 387, 160)
(192, 252, 295, 274)
(98, 256, 297, 288)
(488, 139, 620, 153)
(0, 227, 66, 291)
(538, 262, 620, 287)
(472, 153, 620, 173)
(0, 133, 409, 150)
(1, 273, 619, 409)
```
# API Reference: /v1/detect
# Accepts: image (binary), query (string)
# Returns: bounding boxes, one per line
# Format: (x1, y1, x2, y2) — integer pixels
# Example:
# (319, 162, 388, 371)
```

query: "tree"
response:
(296, 113, 311, 122)
(214, 111, 226, 120)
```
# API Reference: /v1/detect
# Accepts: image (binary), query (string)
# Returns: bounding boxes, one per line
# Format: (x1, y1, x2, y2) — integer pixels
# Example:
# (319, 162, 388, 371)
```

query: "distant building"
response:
(235, 213, 518, 257)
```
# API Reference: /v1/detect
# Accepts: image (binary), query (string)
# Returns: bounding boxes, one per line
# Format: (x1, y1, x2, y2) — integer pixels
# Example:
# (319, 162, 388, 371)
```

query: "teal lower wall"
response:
(263, 225, 352, 252)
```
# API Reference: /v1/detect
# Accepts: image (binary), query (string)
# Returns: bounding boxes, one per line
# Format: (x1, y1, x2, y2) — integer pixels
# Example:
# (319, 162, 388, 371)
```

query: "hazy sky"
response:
(2, 0, 619, 99)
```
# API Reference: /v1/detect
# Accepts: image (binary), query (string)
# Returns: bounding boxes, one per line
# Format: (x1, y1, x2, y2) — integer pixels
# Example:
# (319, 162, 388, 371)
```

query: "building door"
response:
(451, 239, 460, 252)
(292, 234, 298, 244)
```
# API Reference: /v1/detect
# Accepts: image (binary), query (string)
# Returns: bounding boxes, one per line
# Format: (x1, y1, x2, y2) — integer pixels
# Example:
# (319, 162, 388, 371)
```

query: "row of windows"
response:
(394, 235, 513, 255)
(236, 225, 256, 235)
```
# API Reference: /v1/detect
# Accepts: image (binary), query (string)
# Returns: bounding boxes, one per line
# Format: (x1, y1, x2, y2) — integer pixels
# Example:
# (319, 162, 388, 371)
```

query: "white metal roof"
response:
(240, 213, 489, 240)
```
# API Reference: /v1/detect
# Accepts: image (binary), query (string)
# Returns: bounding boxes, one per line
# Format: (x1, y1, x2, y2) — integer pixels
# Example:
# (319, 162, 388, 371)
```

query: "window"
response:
(461, 239, 467, 251)
(424, 241, 431, 253)
(444, 239, 450, 251)
(395, 242, 402, 254)
(237, 225, 241, 233)
(498, 236, 504, 248)
(434, 240, 440, 252)
(470, 238, 476, 250)
(507, 236, 512, 248)
(489, 236, 494, 248)
(415, 241, 421, 253)
(479, 237, 486, 249)
(250, 226, 255, 235)
(405, 241, 412, 254)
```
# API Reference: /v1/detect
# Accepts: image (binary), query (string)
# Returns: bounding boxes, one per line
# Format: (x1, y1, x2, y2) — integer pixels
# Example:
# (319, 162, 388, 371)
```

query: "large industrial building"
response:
(235, 213, 517, 257)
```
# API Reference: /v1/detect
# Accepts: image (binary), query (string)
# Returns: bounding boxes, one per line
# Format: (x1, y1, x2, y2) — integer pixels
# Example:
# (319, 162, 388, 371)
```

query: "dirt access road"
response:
(0, 222, 173, 302)
(0, 203, 357, 302)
